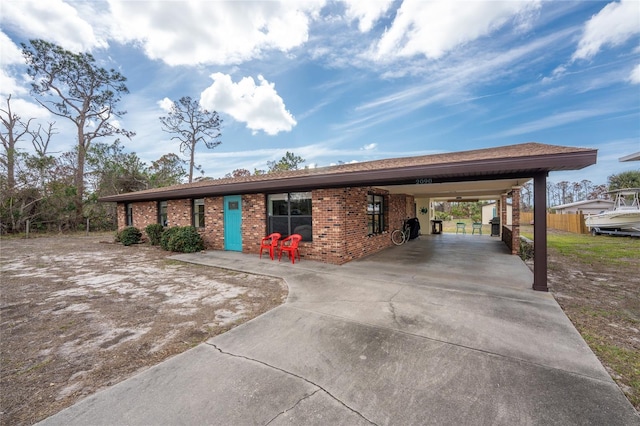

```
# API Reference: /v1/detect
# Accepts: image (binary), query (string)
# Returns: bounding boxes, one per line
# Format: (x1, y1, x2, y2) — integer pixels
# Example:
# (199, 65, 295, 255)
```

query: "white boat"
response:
(585, 188, 640, 233)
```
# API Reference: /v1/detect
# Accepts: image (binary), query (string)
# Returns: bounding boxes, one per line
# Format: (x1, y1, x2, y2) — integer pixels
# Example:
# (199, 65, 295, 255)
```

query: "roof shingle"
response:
(99, 142, 597, 202)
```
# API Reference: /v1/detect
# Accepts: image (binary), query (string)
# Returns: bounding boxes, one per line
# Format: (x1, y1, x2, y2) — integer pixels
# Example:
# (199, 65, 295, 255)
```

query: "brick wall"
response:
(306, 188, 346, 263)
(167, 199, 191, 227)
(116, 203, 125, 229)
(115, 187, 415, 265)
(134, 201, 158, 230)
(243, 194, 267, 253)
(200, 197, 224, 250)
(510, 188, 521, 255)
(116, 201, 158, 240)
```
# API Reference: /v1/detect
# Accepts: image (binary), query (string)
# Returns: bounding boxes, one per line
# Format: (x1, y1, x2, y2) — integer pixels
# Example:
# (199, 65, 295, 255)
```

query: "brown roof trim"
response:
(99, 142, 597, 202)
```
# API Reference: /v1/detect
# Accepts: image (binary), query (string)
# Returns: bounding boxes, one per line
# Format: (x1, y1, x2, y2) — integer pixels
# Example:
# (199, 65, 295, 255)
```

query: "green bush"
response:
(145, 223, 164, 246)
(118, 226, 142, 246)
(160, 226, 205, 253)
(435, 211, 451, 221)
(519, 238, 534, 261)
(160, 226, 181, 251)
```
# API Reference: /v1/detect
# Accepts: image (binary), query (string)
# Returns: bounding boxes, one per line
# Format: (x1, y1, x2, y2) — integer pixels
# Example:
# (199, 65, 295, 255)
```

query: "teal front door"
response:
(224, 195, 242, 251)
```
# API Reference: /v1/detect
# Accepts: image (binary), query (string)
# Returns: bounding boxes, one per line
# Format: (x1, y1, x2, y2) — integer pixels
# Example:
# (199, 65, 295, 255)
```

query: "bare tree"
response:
(159, 96, 222, 183)
(0, 95, 34, 191)
(30, 122, 57, 157)
(520, 181, 533, 211)
(22, 39, 135, 224)
(557, 181, 570, 204)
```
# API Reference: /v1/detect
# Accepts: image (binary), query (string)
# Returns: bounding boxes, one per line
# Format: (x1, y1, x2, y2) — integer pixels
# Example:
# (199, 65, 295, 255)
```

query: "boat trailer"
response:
(590, 227, 640, 237)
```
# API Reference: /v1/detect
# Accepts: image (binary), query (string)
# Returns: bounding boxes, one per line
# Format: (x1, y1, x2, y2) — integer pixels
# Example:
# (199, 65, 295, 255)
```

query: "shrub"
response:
(145, 223, 164, 246)
(519, 238, 534, 261)
(118, 226, 142, 246)
(160, 226, 181, 251)
(435, 211, 451, 221)
(160, 226, 205, 253)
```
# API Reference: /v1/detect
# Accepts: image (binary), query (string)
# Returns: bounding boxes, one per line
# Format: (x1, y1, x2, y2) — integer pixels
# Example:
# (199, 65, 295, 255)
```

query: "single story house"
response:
(551, 199, 614, 215)
(99, 142, 597, 291)
(481, 202, 512, 225)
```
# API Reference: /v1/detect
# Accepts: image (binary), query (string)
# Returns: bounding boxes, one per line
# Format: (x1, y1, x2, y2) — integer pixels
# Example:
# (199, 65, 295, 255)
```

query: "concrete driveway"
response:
(40, 235, 639, 425)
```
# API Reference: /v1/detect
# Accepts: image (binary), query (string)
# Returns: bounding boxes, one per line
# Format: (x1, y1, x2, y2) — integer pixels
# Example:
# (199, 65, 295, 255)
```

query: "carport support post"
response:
(533, 172, 548, 292)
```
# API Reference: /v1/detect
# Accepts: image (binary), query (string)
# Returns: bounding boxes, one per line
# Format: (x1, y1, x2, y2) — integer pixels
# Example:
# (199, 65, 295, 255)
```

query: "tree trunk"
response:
(188, 139, 196, 183)
(75, 126, 86, 226)
(7, 144, 15, 190)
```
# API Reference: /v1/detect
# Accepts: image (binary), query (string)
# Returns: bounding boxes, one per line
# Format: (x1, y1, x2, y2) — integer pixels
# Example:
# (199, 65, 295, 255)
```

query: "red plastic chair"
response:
(278, 234, 302, 264)
(259, 233, 281, 260)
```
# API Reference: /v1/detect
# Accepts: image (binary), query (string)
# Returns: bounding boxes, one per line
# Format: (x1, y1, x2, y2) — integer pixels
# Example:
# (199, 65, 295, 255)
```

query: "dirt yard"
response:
(547, 257, 640, 411)
(522, 229, 640, 411)
(0, 234, 287, 425)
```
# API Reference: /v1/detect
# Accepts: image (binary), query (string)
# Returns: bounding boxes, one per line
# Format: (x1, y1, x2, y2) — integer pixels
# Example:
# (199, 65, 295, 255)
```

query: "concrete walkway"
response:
(40, 235, 639, 425)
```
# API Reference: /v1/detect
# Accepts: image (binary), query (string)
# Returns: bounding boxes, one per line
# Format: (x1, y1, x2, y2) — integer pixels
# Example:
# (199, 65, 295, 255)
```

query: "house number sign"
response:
(415, 178, 433, 184)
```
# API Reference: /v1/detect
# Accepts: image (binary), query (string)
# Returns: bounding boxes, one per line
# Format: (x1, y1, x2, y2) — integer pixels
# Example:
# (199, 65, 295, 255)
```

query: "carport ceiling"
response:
(376, 178, 529, 200)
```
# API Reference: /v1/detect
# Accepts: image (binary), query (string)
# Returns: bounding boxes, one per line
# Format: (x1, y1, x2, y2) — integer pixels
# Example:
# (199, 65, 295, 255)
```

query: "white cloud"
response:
(572, 0, 640, 61)
(372, 0, 541, 60)
(492, 108, 614, 138)
(108, 0, 325, 66)
(362, 143, 377, 150)
(157, 97, 174, 113)
(0, 0, 107, 52)
(0, 69, 27, 97)
(630, 64, 640, 84)
(200, 73, 296, 136)
(343, 0, 394, 32)
(0, 96, 51, 122)
(341, 30, 570, 134)
(0, 31, 24, 65)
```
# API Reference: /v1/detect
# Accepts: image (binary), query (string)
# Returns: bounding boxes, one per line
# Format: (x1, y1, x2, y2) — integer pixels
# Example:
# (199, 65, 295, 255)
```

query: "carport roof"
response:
(99, 142, 597, 202)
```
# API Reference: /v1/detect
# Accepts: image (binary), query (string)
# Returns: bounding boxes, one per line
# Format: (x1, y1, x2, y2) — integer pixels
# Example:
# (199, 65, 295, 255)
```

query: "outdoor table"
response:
(431, 219, 443, 234)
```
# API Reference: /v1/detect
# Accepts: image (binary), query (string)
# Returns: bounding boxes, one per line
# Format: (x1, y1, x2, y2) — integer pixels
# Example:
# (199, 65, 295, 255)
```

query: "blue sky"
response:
(1, 0, 639, 185)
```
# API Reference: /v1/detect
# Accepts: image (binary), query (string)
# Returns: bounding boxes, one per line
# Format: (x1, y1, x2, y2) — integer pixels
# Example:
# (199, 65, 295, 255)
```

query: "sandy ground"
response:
(0, 234, 287, 425)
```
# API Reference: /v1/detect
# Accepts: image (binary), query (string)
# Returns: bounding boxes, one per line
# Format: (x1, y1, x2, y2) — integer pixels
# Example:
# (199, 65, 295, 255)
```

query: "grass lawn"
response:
(520, 226, 640, 266)
(520, 227, 640, 410)
(440, 219, 490, 235)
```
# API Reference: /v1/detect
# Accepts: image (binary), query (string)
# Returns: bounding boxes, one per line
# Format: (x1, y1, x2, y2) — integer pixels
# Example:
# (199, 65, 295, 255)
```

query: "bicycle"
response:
(391, 218, 412, 245)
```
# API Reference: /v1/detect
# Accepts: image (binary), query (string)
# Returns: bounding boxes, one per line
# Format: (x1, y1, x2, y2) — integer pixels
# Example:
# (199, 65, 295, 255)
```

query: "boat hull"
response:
(585, 212, 640, 232)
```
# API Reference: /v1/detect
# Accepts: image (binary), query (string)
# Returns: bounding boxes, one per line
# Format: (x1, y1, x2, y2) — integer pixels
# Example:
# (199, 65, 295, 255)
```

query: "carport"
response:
(361, 143, 597, 292)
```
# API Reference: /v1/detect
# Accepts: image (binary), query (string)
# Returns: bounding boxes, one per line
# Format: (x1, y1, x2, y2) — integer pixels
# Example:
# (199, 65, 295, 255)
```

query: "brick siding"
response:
(116, 186, 415, 264)
(510, 188, 521, 255)
(242, 194, 267, 253)
(199, 197, 224, 250)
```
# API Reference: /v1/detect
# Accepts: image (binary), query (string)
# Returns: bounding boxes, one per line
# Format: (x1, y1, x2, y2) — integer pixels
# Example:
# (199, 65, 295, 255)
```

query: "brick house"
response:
(100, 142, 597, 291)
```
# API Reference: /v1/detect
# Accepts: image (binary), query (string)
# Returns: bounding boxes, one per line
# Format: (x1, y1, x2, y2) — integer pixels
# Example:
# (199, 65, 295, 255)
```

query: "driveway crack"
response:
(207, 343, 378, 425)
(264, 389, 320, 425)
(389, 301, 399, 326)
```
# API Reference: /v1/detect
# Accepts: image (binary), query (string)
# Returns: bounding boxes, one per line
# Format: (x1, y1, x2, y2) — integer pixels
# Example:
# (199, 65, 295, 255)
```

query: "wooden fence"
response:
(520, 212, 588, 234)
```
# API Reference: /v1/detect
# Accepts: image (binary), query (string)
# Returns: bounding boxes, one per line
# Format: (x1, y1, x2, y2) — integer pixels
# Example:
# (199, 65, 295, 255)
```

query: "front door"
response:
(224, 195, 242, 251)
